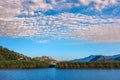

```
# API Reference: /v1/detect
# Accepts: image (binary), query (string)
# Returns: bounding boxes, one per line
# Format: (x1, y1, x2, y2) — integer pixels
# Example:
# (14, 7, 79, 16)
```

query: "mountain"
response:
(109, 54, 120, 59)
(112, 55, 120, 61)
(33, 56, 58, 64)
(0, 46, 58, 64)
(0, 46, 31, 61)
(71, 55, 96, 62)
(71, 54, 120, 62)
(90, 55, 110, 62)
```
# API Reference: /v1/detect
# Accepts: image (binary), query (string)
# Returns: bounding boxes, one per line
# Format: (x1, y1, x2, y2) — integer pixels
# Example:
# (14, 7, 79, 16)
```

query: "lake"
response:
(0, 68, 120, 80)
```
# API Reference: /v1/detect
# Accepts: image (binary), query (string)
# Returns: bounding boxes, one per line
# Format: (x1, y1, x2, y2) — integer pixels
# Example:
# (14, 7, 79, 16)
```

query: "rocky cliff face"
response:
(33, 56, 58, 64)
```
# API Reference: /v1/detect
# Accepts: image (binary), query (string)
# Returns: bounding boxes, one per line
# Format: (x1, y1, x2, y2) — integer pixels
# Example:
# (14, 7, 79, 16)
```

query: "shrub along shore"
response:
(0, 60, 51, 69)
(56, 62, 120, 69)
(1, 61, 120, 69)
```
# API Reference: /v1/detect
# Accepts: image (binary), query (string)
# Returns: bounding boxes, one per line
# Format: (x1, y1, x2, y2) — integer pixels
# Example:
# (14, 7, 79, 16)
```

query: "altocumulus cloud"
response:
(0, 0, 120, 43)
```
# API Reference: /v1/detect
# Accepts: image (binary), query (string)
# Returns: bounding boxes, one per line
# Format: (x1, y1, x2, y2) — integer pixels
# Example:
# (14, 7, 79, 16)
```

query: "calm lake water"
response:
(0, 68, 120, 80)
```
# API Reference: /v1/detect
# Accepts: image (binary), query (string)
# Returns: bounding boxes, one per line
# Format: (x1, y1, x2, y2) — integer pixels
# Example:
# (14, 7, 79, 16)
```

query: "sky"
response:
(0, 0, 120, 60)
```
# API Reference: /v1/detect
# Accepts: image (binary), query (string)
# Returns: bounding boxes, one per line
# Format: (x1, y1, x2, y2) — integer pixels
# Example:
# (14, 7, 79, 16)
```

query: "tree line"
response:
(0, 60, 51, 69)
(56, 62, 120, 69)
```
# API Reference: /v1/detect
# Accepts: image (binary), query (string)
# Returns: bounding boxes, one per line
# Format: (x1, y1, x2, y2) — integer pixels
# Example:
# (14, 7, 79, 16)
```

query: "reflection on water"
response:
(0, 68, 120, 80)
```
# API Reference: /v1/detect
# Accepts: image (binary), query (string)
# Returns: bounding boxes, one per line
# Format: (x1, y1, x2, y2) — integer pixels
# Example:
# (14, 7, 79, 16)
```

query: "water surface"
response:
(0, 68, 120, 80)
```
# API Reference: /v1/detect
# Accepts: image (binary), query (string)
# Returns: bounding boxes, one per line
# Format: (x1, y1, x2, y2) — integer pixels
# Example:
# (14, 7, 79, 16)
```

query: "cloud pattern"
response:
(0, 0, 120, 43)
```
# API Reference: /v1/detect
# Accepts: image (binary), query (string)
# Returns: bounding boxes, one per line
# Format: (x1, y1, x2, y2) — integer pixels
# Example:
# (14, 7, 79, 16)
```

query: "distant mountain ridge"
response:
(71, 54, 120, 62)
(71, 55, 95, 62)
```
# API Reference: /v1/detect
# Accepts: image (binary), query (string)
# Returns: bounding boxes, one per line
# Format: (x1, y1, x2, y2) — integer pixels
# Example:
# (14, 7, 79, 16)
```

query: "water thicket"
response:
(56, 62, 120, 69)
(0, 60, 50, 69)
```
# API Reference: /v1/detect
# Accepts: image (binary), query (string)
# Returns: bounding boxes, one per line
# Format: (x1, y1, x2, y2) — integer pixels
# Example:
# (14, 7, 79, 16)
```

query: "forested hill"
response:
(0, 46, 31, 61)
(0, 46, 54, 69)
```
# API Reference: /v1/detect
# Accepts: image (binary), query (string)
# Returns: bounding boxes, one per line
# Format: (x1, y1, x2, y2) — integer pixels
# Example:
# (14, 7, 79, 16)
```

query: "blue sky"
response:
(0, 0, 120, 60)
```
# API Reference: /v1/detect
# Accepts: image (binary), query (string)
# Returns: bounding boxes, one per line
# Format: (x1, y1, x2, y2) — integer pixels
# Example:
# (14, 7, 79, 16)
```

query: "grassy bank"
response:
(56, 62, 120, 69)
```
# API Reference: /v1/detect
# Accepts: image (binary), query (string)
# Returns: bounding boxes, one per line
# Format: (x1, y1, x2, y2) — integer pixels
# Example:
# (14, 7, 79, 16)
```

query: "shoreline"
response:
(1, 61, 120, 69)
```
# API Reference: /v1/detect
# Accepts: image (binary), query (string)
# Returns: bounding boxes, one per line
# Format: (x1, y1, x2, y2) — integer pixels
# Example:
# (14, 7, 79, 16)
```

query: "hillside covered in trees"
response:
(0, 46, 55, 69)
(0, 46, 31, 61)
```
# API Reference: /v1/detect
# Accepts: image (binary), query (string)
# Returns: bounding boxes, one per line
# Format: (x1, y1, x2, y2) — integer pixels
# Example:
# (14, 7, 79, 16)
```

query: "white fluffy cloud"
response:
(22, 0, 53, 11)
(0, 0, 118, 18)
(0, 0, 120, 43)
(0, 0, 21, 18)
(79, 0, 117, 10)
(0, 18, 39, 37)
(0, 13, 120, 43)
